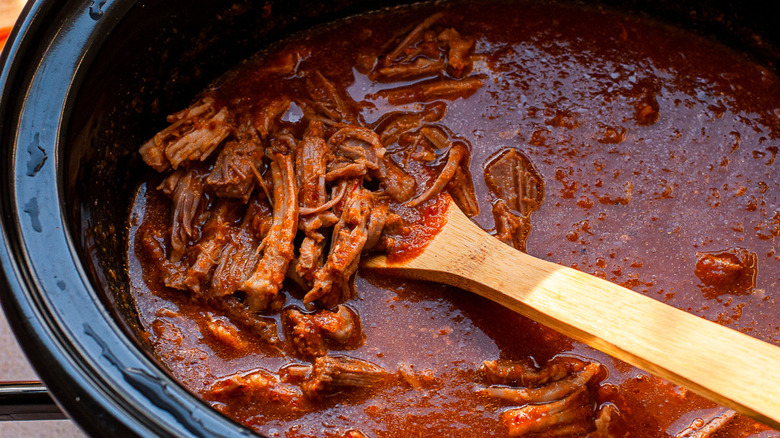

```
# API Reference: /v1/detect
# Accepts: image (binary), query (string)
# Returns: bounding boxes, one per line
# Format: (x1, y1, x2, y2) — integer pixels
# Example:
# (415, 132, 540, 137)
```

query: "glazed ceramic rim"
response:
(0, 0, 257, 436)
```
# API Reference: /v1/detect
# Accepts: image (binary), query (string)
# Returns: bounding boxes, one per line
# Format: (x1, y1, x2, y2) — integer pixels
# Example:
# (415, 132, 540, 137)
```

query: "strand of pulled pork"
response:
(241, 153, 298, 311)
(138, 13, 484, 314)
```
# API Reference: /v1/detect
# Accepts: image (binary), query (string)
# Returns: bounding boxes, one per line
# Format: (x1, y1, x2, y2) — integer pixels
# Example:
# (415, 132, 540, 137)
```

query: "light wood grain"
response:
(363, 201, 780, 429)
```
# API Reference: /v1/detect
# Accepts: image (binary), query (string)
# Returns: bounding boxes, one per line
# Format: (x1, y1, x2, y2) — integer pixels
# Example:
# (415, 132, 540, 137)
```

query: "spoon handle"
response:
(364, 203, 780, 429)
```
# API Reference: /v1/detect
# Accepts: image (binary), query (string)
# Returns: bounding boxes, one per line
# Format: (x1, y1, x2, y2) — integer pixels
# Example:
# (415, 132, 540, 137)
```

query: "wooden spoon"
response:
(362, 200, 780, 429)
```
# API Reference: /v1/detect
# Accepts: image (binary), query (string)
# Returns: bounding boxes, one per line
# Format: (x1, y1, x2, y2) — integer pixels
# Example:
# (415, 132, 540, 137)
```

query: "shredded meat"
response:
(484, 147, 544, 216)
(208, 195, 271, 298)
(592, 403, 624, 438)
(208, 368, 306, 410)
(408, 143, 468, 206)
(304, 184, 374, 308)
(482, 362, 601, 403)
(483, 356, 588, 388)
(305, 70, 357, 124)
(694, 248, 757, 296)
(241, 153, 299, 310)
(365, 199, 390, 250)
(493, 200, 532, 252)
(373, 13, 475, 82)
(296, 121, 334, 281)
(481, 357, 612, 437)
(255, 98, 291, 139)
(300, 355, 388, 400)
(283, 305, 362, 358)
(378, 57, 446, 81)
(140, 96, 232, 171)
(437, 27, 475, 78)
(159, 168, 207, 262)
(204, 315, 249, 350)
(184, 200, 235, 293)
(406, 127, 479, 214)
(484, 147, 545, 249)
(369, 76, 485, 105)
(383, 13, 444, 67)
(500, 388, 594, 437)
(139, 226, 188, 290)
(674, 408, 737, 438)
(376, 102, 447, 146)
(206, 122, 265, 202)
(134, 20, 549, 429)
(212, 297, 280, 343)
(377, 157, 417, 202)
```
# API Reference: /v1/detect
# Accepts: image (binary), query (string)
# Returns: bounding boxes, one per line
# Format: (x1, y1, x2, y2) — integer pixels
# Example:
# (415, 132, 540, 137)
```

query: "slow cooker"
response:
(0, 0, 778, 436)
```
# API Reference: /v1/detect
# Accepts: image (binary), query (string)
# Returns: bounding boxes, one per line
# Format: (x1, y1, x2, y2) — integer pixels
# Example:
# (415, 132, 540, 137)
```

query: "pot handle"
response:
(0, 381, 66, 421)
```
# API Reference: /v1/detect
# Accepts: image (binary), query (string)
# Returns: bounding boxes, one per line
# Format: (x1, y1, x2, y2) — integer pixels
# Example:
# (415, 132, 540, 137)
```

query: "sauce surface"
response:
(128, 2, 780, 437)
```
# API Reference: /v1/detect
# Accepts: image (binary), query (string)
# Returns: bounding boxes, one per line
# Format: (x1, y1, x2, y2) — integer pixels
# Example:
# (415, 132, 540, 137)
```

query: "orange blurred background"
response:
(0, 0, 25, 48)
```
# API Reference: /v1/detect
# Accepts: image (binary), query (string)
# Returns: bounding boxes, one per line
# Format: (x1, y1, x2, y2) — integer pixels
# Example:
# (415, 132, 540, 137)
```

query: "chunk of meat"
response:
(241, 153, 299, 310)
(371, 12, 447, 81)
(327, 126, 386, 172)
(211, 296, 280, 343)
(305, 184, 374, 308)
(206, 121, 266, 202)
(375, 102, 447, 146)
(383, 13, 443, 66)
(377, 157, 417, 202)
(419, 125, 450, 150)
(254, 98, 291, 139)
(481, 362, 602, 403)
(305, 70, 357, 124)
(209, 232, 259, 298)
(694, 248, 757, 296)
(325, 125, 388, 187)
(140, 96, 232, 171)
(207, 368, 306, 410)
(210, 195, 272, 298)
(368, 76, 484, 105)
(484, 147, 544, 216)
(408, 143, 468, 206)
(447, 163, 480, 216)
(206, 139, 262, 202)
(365, 198, 389, 250)
(438, 27, 475, 78)
(592, 403, 624, 438)
(674, 408, 737, 438)
(300, 355, 388, 400)
(138, 226, 188, 290)
(283, 305, 362, 358)
(203, 315, 249, 350)
(482, 356, 588, 387)
(296, 121, 334, 281)
(485, 147, 544, 249)
(417, 127, 479, 215)
(493, 200, 532, 252)
(482, 357, 610, 437)
(158, 168, 207, 262)
(377, 57, 446, 81)
(297, 121, 332, 219)
(184, 201, 237, 293)
(326, 161, 370, 182)
(499, 388, 594, 437)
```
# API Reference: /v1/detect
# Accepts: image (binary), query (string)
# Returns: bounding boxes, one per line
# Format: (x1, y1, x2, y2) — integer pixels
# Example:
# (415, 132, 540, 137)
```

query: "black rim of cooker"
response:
(0, 0, 259, 436)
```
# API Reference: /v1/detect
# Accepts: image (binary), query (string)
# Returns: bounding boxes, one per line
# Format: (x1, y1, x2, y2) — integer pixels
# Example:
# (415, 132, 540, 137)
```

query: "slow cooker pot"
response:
(0, 0, 778, 436)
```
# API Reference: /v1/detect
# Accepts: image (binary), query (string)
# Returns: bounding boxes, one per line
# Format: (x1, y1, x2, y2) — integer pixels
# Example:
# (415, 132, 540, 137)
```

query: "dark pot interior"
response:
(0, 0, 778, 436)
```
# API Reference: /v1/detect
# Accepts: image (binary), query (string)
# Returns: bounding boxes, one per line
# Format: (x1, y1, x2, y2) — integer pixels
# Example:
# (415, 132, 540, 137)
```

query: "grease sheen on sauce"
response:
(128, 2, 780, 437)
